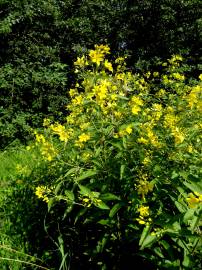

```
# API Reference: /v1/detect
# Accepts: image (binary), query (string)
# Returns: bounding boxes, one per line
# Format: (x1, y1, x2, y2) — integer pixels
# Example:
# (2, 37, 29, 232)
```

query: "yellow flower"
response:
(172, 72, 185, 81)
(137, 137, 148, 144)
(171, 127, 185, 144)
(35, 185, 51, 203)
(132, 105, 141, 115)
(138, 205, 150, 216)
(131, 96, 143, 106)
(137, 179, 154, 199)
(104, 60, 113, 72)
(136, 205, 151, 225)
(74, 55, 87, 67)
(89, 50, 104, 66)
(125, 125, 133, 134)
(187, 192, 202, 208)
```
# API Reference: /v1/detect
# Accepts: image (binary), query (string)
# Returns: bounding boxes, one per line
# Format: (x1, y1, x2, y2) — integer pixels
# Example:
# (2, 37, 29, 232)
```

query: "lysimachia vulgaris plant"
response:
(24, 45, 201, 269)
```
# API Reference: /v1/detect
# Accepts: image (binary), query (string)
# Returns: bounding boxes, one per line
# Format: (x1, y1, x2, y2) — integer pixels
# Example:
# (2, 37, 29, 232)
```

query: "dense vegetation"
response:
(0, 1, 201, 269)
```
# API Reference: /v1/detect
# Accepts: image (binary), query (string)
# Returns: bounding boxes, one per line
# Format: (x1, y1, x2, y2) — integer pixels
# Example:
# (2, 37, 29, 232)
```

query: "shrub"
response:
(5, 45, 202, 269)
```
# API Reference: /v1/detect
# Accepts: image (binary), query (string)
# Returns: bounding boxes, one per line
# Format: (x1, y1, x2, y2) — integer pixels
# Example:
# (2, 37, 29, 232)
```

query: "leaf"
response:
(55, 182, 63, 195)
(139, 225, 150, 246)
(100, 193, 120, 201)
(190, 215, 201, 232)
(183, 181, 202, 193)
(64, 167, 78, 178)
(140, 234, 158, 250)
(78, 185, 91, 196)
(182, 254, 191, 268)
(110, 142, 123, 151)
(183, 208, 195, 223)
(65, 190, 75, 201)
(76, 170, 97, 182)
(74, 208, 87, 224)
(96, 200, 110, 210)
(109, 203, 123, 218)
(154, 247, 164, 258)
(175, 200, 186, 213)
(48, 197, 56, 212)
(97, 219, 110, 226)
(63, 205, 73, 219)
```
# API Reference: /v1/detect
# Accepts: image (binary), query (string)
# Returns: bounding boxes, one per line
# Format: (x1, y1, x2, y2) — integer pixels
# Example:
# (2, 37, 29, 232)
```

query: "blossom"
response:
(35, 185, 52, 203)
(187, 192, 202, 208)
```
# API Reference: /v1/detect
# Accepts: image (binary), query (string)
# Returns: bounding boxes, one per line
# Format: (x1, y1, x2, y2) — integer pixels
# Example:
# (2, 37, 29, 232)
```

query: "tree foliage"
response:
(0, 0, 201, 147)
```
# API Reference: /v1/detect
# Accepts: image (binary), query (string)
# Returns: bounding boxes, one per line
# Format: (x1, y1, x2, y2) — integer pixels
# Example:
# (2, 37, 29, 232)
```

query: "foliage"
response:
(5, 46, 201, 269)
(0, 147, 55, 269)
(0, 0, 201, 148)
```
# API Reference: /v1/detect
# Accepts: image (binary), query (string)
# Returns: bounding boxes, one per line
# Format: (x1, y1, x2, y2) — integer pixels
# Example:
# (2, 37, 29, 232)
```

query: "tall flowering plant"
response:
(23, 45, 202, 269)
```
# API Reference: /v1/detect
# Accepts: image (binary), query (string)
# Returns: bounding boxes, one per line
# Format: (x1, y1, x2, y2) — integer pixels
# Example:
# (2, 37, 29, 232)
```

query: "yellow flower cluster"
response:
(136, 205, 152, 225)
(75, 133, 91, 148)
(35, 132, 57, 161)
(184, 85, 201, 110)
(80, 191, 102, 208)
(130, 95, 144, 115)
(164, 108, 185, 145)
(136, 174, 154, 199)
(118, 124, 133, 137)
(50, 123, 73, 142)
(35, 185, 52, 203)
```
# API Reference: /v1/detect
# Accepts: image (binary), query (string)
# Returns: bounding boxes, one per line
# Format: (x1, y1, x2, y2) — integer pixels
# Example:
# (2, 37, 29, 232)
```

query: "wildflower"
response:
(132, 105, 141, 115)
(131, 96, 143, 106)
(104, 60, 113, 72)
(137, 137, 148, 144)
(89, 50, 104, 66)
(50, 123, 72, 142)
(171, 127, 185, 144)
(187, 192, 202, 208)
(125, 125, 133, 134)
(138, 205, 150, 216)
(136, 205, 151, 225)
(35, 185, 52, 203)
(136, 179, 154, 199)
(78, 133, 90, 143)
(74, 55, 87, 67)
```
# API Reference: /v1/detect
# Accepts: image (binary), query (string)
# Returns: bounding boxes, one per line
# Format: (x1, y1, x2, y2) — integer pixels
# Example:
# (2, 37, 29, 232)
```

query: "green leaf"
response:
(154, 247, 164, 258)
(55, 182, 63, 195)
(139, 225, 150, 246)
(97, 219, 110, 226)
(64, 167, 78, 178)
(109, 203, 123, 218)
(76, 170, 98, 182)
(78, 185, 91, 196)
(140, 234, 158, 250)
(100, 193, 120, 201)
(182, 254, 191, 268)
(183, 208, 195, 223)
(96, 201, 110, 210)
(183, 181, 202, 193)
(65, 190, 75, 201)
(74, 208, 87, 224)
(175, 200, 186, 213)
(48, 197, 56, 212)
(190, 214, 201, 232)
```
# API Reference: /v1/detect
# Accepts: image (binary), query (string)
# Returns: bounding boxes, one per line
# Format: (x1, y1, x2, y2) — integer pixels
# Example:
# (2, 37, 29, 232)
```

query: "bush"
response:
(4, 45, 202, 269)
